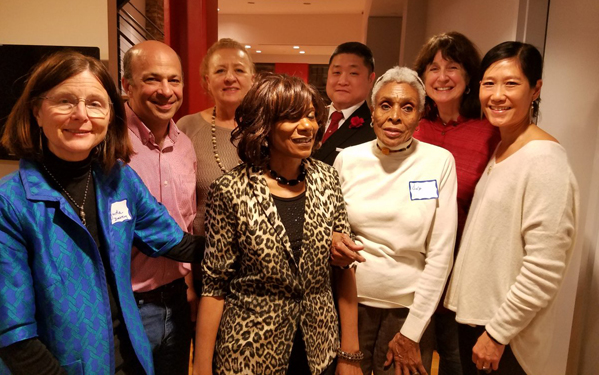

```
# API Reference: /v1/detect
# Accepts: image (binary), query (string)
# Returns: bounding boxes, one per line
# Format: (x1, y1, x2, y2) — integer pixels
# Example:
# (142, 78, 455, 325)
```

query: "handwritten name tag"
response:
(111, 200, 132, 224)
(409, 180, 439, 200)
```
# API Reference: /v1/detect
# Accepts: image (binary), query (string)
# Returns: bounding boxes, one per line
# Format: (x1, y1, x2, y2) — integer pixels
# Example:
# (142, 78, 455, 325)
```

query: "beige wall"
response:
(368, 16, 402, 77)
(542, 0, 599, 373)
(0, 161, 19, 178)
(219, 13, 363, 64)
(252, 54, 331, 64)
(219, 14, 363, 46)
(399, 0, 427, 67)
(424, 0, 519, 56)
(0, 1, 110, 60)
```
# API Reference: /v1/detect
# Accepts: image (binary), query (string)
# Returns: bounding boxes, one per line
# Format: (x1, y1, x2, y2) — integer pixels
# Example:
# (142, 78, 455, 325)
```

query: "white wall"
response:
(541, 0, 599, 373)
(424, 0, 519, 57)
(0, 1, 110, 61)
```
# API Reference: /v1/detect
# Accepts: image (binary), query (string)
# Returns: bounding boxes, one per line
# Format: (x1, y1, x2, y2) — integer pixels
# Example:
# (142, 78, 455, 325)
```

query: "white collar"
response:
(328, 100, 366, 123)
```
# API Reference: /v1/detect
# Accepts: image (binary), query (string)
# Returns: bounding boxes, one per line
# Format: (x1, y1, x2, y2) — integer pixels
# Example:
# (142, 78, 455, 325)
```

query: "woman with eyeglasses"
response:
(0, 51, 203, 374)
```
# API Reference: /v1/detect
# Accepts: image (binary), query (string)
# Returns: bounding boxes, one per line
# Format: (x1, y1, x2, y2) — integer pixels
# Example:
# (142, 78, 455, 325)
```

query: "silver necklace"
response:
(211, 106, 228, 174)
(43, 164, 92, 225)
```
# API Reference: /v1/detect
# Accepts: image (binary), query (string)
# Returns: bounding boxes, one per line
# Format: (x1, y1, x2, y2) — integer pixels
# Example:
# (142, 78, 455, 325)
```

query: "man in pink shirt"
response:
(122, 41, 197, 374)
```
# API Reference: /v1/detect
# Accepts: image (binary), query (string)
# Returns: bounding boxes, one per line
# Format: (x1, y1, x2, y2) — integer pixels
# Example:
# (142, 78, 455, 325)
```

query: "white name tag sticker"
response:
(409, 180, 439, 200)
(111, 200, 132, 224)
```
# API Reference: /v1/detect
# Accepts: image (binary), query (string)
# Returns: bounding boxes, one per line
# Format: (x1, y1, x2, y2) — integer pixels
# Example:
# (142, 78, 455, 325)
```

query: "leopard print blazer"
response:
(202, 157, 352, 374)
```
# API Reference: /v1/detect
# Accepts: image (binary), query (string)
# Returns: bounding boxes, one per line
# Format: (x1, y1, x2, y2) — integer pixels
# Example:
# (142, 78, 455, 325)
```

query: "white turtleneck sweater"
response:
(334, 138, 457, 342)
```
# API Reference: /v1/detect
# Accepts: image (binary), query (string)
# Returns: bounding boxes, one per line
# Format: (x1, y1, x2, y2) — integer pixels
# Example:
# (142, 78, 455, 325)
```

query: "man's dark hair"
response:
(329, 42, 375, 73)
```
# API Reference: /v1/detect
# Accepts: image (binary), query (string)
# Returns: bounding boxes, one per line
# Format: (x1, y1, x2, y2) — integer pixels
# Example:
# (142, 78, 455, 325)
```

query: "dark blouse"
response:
(272, 191, 307, 263)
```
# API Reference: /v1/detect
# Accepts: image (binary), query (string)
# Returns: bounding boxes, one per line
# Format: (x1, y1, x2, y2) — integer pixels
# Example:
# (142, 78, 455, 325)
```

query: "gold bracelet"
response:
(336, 348, 364, 362)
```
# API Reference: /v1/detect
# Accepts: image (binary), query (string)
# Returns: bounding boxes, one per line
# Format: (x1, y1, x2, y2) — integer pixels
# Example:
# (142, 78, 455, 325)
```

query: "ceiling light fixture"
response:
(299, 51, 306, 54)
(245, 45, 251, 49)
(293, 46, 300, 49)
(256, 50, 262, 53)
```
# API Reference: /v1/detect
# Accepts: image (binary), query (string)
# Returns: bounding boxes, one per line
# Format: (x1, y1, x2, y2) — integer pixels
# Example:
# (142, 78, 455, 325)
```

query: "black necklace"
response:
(267, 161, 306, 186)
(376, 139, 413, 155)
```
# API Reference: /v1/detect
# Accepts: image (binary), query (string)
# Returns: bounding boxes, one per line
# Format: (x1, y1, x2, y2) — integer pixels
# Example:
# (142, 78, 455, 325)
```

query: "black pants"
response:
(457, 324, 526, 375)
(288, 329, 336, 375)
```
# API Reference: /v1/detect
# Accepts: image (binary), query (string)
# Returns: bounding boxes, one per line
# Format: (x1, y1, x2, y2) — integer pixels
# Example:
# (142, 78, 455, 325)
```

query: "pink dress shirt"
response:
(126, 105, 197, 292)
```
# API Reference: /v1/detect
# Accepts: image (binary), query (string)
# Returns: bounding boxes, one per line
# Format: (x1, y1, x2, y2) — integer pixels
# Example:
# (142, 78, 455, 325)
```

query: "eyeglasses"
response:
(39, 95, 112, 119)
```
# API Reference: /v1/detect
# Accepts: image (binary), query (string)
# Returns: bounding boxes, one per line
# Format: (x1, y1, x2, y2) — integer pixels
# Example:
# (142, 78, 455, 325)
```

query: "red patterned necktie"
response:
(322, 111, 344, 143)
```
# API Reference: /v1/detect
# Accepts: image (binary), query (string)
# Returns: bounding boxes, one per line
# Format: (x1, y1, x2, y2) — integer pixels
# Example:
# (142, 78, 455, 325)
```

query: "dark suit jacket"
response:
(313, 101, 376, 165)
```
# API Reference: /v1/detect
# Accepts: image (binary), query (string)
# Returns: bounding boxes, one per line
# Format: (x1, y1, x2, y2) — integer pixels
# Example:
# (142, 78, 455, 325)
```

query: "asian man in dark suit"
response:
(314, 42, 377, 165)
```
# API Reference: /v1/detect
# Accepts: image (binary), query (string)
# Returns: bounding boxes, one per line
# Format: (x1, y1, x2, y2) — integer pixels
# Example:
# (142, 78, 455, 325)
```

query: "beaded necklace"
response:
(267, 160, 307, 186)
(211, 106, 229, 174)
(376, 139, 413, 155)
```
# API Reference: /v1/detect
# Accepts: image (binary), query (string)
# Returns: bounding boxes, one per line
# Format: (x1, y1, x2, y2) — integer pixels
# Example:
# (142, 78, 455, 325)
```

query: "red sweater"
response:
(414, 116, 500, 250)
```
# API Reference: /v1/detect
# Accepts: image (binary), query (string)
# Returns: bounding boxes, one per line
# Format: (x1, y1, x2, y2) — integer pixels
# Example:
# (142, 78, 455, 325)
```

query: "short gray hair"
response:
(122, 47, 136, 81)
(371, 66, 426, 113)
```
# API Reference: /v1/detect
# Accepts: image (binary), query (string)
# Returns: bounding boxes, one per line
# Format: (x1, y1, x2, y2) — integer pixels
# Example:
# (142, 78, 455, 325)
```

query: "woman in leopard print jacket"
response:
(193, 73, 362, 375)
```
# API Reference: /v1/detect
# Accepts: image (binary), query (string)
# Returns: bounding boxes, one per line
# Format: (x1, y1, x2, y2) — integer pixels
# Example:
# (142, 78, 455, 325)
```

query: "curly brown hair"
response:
(1, 50, 132, 172)
(232, 73, 327, 168)
(413, 31, 482, 121)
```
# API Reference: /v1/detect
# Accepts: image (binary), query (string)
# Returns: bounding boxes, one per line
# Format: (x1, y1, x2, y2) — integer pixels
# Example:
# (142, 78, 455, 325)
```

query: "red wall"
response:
(274, 63, 309, 83)
(164, 2, 309, 118)
(164, 0, 218, 121)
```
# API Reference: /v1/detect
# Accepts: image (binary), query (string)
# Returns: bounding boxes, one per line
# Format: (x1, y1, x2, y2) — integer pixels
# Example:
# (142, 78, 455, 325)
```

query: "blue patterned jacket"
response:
(0, 159, 184, 374)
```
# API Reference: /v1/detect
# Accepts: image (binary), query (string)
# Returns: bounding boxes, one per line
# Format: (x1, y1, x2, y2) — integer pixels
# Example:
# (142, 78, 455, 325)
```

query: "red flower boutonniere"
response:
(349, 117, 365, 129)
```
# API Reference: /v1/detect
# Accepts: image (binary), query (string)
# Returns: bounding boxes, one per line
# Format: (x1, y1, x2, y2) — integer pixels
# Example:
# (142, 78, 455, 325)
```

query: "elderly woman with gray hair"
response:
(333, 66, 458, 375)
